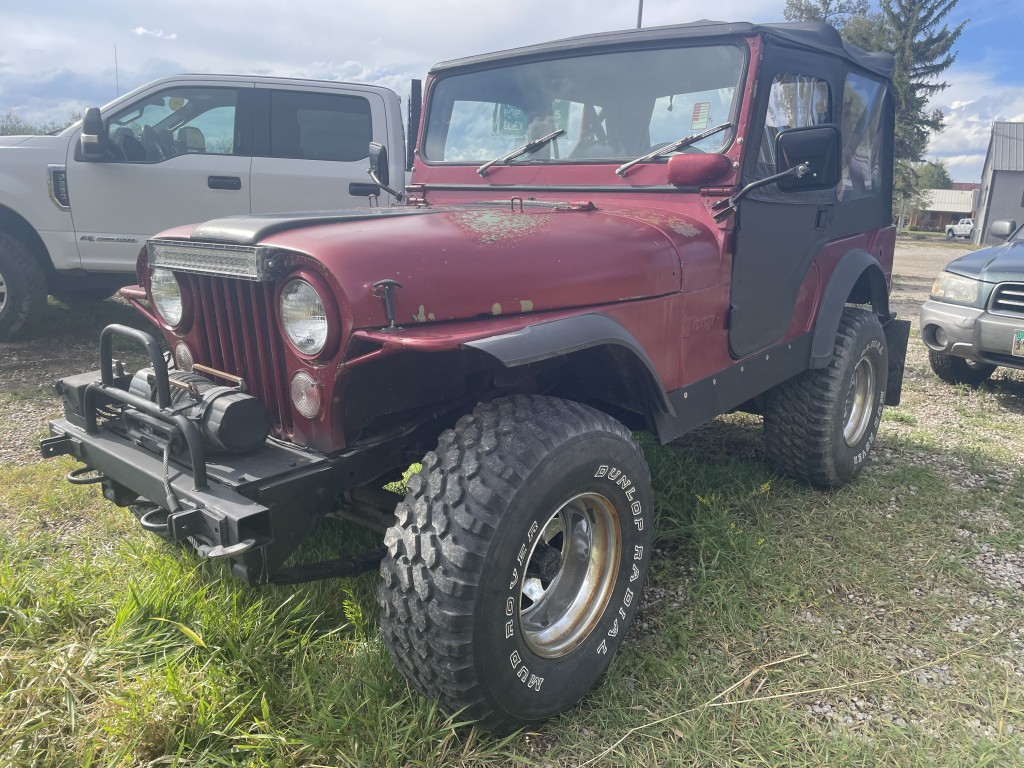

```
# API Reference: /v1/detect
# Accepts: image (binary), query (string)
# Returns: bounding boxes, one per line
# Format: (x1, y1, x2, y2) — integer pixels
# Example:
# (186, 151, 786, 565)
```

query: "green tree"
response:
(916, 160, 953, 189)
(784, 0, 869, 28)
(0, 109, 79, 136)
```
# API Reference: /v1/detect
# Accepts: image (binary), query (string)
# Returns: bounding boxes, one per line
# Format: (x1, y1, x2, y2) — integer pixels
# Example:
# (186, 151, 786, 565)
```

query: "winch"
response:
(128, 367, 270, 453)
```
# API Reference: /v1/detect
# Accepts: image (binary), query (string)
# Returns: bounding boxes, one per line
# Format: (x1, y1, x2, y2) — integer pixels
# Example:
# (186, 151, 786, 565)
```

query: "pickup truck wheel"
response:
(0, 233, 47, 340)
(945, 230, 955, 239)
(763, 307, 887, 490)
(928, 350, 996, 386)
(377, 395, 653, 734)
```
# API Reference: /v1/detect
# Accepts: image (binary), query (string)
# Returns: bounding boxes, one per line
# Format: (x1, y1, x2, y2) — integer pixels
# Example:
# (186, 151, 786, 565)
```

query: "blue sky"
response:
(1, 0, 1018, 181)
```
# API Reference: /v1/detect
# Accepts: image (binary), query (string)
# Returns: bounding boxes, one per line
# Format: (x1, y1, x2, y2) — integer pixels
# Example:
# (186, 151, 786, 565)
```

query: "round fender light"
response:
(174, 342, 194, 372)
(290, 371, 322, 419)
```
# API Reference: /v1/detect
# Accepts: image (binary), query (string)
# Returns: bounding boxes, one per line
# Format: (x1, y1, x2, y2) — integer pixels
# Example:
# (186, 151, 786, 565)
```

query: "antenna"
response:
(114, 45, 120, 96)
(636, 0, 643, 28)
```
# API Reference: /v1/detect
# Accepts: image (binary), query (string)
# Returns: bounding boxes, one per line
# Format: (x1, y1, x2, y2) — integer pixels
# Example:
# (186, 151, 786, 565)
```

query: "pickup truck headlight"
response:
(151, 268, 184, 327)
(280, 279, 328, 354)
(930, 272, 980, 306)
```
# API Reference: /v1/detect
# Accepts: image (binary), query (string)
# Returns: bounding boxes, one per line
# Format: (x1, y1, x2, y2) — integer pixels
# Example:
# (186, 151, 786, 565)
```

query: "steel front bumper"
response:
(920, 299, 1024, 369)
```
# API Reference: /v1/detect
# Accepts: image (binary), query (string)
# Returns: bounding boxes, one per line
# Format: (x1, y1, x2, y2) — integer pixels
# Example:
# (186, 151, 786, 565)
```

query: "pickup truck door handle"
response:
(349, 182, 381, 197)
(208, 176, 242, 191)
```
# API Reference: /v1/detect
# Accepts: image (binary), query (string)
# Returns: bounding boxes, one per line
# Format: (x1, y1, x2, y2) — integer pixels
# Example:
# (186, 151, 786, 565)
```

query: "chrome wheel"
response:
(519, 492, 621, 658)
(843, 354, 876, 446)
(0, 267, 7, 313)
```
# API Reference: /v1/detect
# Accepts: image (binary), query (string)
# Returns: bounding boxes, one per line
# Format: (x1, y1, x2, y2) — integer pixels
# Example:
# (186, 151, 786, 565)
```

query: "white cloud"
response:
(134, 27, 177, 40)
(927, 66, 1024, 182)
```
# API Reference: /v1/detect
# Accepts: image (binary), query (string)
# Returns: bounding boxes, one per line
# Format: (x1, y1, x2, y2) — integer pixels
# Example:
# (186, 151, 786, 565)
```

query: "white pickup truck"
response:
(0, 74, 409, 339)
(945, 218, 973, 239)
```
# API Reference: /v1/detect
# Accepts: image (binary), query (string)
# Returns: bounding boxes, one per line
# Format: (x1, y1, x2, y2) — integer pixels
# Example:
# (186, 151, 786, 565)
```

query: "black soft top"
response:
(431, 20, 894, 81)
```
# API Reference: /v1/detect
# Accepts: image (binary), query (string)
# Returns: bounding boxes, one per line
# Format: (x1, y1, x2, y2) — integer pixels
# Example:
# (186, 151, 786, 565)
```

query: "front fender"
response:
(464, 313, 675, 418)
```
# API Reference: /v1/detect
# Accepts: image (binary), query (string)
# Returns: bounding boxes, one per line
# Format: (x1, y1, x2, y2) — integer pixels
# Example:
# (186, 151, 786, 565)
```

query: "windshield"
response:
(423, 43, 745, 165)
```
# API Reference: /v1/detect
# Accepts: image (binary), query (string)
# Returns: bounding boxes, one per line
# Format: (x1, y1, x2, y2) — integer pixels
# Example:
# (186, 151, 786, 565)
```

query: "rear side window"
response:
(839, 73, 886, 200)
(268, 91, 372, 162)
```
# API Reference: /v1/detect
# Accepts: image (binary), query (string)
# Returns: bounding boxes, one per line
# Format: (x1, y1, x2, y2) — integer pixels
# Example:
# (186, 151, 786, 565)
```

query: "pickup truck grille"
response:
(192, 275, 293, 437)
(991, 283, 1024, 315)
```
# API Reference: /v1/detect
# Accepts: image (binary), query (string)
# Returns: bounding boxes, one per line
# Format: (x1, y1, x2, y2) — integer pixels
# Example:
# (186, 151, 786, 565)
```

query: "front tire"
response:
(763, 308, 887, 489)
(378, 396, 654, 733)
(928, 350, 995, 386)
(0, 233, 47, 340)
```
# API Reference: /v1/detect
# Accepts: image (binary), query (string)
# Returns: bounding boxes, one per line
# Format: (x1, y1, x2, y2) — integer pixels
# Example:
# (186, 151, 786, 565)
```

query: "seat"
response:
(178, 126, 206, 154)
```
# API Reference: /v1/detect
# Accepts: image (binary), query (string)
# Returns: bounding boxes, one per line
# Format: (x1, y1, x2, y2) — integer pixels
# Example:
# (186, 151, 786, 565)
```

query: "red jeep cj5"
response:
(43, 20, 909, 732)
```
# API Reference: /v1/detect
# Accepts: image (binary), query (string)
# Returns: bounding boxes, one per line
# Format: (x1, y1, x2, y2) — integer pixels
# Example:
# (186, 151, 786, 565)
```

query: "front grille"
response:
(991, 283, 1024, 315)
(191, 275, 292, 437)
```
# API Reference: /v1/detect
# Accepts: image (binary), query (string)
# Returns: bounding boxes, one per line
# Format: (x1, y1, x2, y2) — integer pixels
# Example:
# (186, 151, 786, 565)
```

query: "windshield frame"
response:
(420, 40, 750, 170)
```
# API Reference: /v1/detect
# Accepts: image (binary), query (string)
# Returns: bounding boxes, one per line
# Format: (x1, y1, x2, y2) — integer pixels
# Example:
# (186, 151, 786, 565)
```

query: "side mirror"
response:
(990, 220, 1017, 240)
(368, 142, 390, 187)
(367, 141, 405, 203)
(666, 154, 732, 187)
(79, 107, 107, 161)
(776, 124, 841, 192)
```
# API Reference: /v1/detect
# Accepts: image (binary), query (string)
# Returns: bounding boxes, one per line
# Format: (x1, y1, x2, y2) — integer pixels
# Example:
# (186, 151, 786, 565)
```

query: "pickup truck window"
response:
(106, 87, 239, 162)
(268, 91, 372, 162)
(423, 43, 744, 164)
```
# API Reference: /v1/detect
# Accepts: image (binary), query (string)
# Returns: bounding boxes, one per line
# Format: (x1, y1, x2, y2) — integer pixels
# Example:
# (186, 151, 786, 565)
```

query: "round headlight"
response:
(290, 371, 322, 419)
(280, 279, 329, 354)
(151, 268, 183, 327)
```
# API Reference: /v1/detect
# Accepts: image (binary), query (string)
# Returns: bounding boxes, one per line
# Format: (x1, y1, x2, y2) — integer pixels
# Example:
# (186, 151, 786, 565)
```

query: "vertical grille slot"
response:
(992, 283, 1024, 315)
(190, 275, 292, 438)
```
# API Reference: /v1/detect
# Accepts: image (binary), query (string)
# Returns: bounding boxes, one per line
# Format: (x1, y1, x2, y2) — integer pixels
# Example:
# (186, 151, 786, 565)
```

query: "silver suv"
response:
(921, 219, 1024, 384)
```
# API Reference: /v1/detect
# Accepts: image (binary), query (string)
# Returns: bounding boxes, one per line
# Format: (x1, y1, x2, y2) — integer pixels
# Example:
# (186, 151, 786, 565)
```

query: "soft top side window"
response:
(839, 73, 886, 201)
(754, 74, 831, 175)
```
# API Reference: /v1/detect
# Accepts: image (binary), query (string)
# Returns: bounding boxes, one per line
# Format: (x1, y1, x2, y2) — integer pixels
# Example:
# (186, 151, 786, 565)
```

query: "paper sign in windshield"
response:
(691, 102, 711, 130)
(493, 104, 527, 137)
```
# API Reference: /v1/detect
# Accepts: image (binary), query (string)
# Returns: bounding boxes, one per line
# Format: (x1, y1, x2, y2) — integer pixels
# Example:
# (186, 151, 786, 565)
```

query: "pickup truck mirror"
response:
(990, 220, 1017, 240)
(79, 107, 108, 161)
(775, 124, 840, 192)
(369, 142, 390, 187)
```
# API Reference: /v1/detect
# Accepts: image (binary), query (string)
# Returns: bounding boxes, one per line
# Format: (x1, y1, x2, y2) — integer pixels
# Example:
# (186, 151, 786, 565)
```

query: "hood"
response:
(0, 135, 34, 148)
(946, 239, 1024, 284)
(171, 201, 716, 328)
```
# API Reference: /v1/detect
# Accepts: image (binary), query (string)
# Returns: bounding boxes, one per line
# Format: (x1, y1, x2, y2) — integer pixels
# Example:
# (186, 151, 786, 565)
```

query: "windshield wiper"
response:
(477, 129, 565, 177)
(615, 122, 732, 178)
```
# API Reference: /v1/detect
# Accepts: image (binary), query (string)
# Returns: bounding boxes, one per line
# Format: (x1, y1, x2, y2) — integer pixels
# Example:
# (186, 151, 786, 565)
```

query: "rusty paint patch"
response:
(413, 305, 427, 323)
(492, 303, 503, 316)
(519, 299, 534, 313)
(449, 210, 551, 246)
(612, 208, 702, 238)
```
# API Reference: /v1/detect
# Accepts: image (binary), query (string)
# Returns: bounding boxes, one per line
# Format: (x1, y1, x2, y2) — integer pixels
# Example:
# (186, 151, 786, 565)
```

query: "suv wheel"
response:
(378, 396, 653, 734)
(928, 350, 995, 386)
(763, 308, 887, 489)
(0, 233, 47, 340)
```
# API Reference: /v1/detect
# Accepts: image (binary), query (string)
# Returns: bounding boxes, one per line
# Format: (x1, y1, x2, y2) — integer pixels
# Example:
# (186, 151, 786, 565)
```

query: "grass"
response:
(3, 322, 1024, 765)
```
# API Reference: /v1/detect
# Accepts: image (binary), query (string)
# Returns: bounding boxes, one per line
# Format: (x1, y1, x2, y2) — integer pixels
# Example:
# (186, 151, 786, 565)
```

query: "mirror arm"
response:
(368, 168, 405, 203)
(712, 162, 810, 222)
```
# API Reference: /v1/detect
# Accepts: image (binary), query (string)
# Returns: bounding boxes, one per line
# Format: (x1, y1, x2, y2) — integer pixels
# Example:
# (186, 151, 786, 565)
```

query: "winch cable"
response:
(162, 439, 183, 515)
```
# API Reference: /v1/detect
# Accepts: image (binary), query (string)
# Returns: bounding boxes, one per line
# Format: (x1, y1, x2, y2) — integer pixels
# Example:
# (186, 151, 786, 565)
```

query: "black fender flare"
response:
(810, 249, 890, 368)
(464, 313, 675, 418)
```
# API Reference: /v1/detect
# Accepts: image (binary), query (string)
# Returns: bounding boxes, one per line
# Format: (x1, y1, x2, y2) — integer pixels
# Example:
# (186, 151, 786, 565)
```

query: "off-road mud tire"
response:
(763, 308, 887, 490)
(0, 232, 47, 340)
(377, 395, 654, 734)
(928, 350, 996, 386)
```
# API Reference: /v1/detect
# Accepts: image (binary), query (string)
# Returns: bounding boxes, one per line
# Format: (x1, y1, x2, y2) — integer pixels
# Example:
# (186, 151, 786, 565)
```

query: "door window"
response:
(106, 87, 239, 162)
(754, 74, 831, 174)
(268, 91, 372, 162)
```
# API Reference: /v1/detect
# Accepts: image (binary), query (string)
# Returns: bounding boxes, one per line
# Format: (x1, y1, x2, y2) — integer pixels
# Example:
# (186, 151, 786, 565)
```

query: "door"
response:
(66, 84, 253, 272)
(250, 86, 392, 212)
(728, 56, 843, 359)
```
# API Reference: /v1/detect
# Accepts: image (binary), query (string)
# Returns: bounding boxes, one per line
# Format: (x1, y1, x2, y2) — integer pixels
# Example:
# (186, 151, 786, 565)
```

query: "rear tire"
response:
(928, 350, 995, 386)
(0, 233, 47, 340)
(378, 396, 654, 733)
(763, 308, 887, 489)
